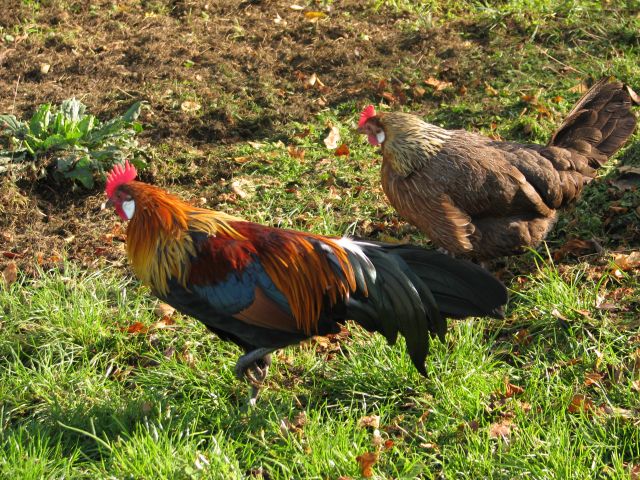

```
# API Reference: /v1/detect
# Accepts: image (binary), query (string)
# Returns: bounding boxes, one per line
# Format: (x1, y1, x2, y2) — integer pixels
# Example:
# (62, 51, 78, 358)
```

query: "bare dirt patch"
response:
(0, 0, 480, 271)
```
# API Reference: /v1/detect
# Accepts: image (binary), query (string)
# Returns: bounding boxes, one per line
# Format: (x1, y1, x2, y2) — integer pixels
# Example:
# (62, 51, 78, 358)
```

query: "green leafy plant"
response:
(0, 98, 146, 188)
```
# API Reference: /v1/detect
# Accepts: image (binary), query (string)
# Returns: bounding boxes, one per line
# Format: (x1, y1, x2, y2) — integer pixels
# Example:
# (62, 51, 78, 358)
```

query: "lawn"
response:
(1, 1, 640, 478)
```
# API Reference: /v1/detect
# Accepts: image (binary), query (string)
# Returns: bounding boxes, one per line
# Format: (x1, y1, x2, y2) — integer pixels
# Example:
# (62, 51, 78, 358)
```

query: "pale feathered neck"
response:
(380, 112, 451, 177)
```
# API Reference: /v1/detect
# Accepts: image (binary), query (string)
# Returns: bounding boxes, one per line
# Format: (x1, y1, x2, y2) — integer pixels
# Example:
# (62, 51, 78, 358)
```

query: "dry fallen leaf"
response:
(612, 251, 640, 271)
(287, 145, 306, 160)
(631, 379, 640, 392)
(371, 429, 384, 448)
(505, 381, 525, 397)
(150, 316, 176, 331)
(568, 394, 594, 414)
(323, 126, 341, 150)
(553, 238, 598, 260)
(514, 328, 532, 346)
(356, 452, 378, 478)
(568, 81, 589, 94)
(2, 261, 18, 286)
(631, 463, 640, 480)
(413, 86, 426, 97)
(612, 166, 640, 191)
(154, 302, 175, 319)
(230, 181, 248, 199)
(425, 76, 453, 91)
(485, 82, 499, 96)
(304, 11, 326, 19)
(180, 100, 201, 113)
(124, 322, 148, 335)
(584, 372, 604, 387)
(335, 143, 350, 156)
(489, 419, 512, 442)
(180, 347, 196, 367)
(358, 415, 380, 429)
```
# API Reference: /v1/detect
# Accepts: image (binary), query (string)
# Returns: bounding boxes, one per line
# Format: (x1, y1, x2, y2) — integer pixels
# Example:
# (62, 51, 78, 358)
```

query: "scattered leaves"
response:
(2, 261, 18, 286)
(553, 238, 598, 261)
(425, 76, 452, 91)
(335, 143, 350, 156)
(180, 347, 196, 367)
(504, 381, 525, 398)
(280, 411, 307, 436)
(484, 82, 499, 96)
(584, 372, 604, 387)
(230, 180, 249, 199)
(612, 251, 640, 271)
(612, 166, 640, 191)
(568, 81, 589, 94)
(358, 415, 380, 429)
(150, 316, 176, 331)
(355, 452, 378, 478)
(124, 322, 148, 335)
(287, 145, 305, 160)
(514, 328, 532, 346)
(304, 11, 326, 19)
(568, 394, 594, 414)
(154, 302, 175, 319)
(323, 126, 341, 149)
(489, 419, 513, 442)
(180, 100, 201, 113)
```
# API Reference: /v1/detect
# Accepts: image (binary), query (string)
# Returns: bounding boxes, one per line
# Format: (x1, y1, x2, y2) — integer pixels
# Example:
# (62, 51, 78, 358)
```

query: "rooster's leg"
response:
(235, 348, 275, 405)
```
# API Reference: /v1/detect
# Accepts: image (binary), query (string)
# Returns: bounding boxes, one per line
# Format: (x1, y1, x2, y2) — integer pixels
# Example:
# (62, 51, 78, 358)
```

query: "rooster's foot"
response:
(235, 348, 275, 405)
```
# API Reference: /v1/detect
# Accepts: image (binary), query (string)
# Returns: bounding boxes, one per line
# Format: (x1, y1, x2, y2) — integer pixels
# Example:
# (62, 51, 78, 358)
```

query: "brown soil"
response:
(0, 0, 479, 273)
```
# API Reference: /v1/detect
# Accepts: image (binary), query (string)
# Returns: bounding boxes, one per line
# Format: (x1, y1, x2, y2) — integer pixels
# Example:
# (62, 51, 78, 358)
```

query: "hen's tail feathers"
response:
(347, 241, 508, 375)
(549, 77, 638, 168)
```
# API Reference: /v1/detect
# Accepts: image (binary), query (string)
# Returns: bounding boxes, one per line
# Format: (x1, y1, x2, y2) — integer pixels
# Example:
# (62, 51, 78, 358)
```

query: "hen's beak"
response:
(101, 198, 113, 210)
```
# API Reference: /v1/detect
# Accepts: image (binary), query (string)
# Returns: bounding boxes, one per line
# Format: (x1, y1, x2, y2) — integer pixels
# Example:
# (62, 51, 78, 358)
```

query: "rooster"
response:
(104, 161, 507, 402)
(358, 78, 638, 260)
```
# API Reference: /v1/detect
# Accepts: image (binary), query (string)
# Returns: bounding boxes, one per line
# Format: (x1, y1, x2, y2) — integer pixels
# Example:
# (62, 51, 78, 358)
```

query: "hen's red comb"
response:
(358, 105, 376, 128)
(105, 160, 137, 198)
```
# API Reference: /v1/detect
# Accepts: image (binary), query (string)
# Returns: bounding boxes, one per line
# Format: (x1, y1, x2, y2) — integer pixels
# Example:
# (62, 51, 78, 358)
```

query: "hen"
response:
(104, 161, 507, 402)
(358, 78, 638, 260)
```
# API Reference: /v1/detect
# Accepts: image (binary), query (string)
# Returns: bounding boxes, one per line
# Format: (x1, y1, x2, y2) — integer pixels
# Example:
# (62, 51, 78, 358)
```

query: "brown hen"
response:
(358, 78, 638, 260)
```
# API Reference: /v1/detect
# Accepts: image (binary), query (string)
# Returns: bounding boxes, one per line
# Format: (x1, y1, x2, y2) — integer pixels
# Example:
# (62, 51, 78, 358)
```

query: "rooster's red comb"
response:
(105, 161, 137, 198)
(358, 105, 376, 128)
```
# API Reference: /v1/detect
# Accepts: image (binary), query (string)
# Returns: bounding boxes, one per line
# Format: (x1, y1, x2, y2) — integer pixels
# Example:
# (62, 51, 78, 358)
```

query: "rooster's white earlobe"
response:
(122, 199, 135, 220)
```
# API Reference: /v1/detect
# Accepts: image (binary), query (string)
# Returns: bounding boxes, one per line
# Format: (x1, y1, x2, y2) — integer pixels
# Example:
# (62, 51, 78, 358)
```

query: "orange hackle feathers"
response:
(122, 182, 244, 295)
(105, 160, 137, 198)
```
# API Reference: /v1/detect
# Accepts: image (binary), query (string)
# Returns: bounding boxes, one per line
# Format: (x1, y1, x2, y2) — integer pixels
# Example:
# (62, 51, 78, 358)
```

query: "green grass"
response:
(2, 254, 639, 478)
(2, 0, 640, 478)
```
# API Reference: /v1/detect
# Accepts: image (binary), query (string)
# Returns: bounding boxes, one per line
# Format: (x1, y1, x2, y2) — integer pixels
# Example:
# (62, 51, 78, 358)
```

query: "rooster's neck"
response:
(124, 183, 243, 295)
(381, 114, 451, 177)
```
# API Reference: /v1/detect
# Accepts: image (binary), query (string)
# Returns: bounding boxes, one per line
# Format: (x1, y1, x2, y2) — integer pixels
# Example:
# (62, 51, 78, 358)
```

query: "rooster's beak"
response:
(102, 198, 113, 210)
